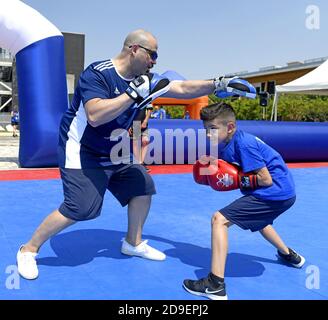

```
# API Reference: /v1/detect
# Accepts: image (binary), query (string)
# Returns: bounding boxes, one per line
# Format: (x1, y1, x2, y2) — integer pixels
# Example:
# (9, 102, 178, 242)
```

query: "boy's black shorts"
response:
(220, 195, 296, 232)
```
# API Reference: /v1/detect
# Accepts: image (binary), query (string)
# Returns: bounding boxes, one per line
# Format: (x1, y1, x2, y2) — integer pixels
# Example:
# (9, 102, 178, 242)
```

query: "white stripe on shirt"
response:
(65, 104, 88, 169)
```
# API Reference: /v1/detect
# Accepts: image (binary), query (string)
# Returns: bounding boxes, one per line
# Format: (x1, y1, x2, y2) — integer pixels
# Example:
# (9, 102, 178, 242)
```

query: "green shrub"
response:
(209, 94, 328, 121)
(161, 105, 185, 119)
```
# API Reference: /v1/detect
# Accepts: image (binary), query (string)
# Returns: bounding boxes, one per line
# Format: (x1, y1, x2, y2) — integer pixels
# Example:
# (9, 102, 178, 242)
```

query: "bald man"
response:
(17, 29, 218, 280)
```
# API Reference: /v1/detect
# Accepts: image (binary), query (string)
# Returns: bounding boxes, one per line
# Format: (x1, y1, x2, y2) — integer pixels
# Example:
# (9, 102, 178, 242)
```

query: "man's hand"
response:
(214, 76, 256, 99)
(126, 73, 170, 109)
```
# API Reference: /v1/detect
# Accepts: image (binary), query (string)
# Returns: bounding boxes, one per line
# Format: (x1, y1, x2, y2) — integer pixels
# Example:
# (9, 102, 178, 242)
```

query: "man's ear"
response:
(130, 44, 138, 56)
(227, 121, 235, 134)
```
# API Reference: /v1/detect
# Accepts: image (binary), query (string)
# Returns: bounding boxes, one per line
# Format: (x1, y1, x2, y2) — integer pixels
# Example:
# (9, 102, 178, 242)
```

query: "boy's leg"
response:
(259, 225, 289, 254)
(183, 211, 231, 300)
(141, 134, 150, 172)
(132, 139, 142, 164)
(259, 225, 305, 268)
(211, 211, 233, 278)
(141, 134, 150, 164)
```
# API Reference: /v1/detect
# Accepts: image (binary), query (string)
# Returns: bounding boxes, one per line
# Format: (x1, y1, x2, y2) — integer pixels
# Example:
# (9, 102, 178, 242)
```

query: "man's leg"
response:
(125, 195, 151, 246)
(21, 209, 76, 253)
(211, 211, 233, 278)
(259, 225, 289, 254)
(121, 194, 165, 260)
(17, 209, 75, 279)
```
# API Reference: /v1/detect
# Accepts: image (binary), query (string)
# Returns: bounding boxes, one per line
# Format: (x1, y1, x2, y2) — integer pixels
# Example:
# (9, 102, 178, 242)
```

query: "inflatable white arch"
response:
(0, 0, 68, 167)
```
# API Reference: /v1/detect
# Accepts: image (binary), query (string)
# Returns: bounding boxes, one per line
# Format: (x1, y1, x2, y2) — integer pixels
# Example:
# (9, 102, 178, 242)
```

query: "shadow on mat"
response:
(37, 228, 279, 278)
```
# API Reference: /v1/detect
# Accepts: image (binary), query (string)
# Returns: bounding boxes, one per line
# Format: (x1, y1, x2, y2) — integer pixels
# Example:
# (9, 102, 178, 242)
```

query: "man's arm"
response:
(164, 80, 215, 99)
(85, 73, 171, 127)
(85, 93, 134, 127)
(164, 77, 256, 100)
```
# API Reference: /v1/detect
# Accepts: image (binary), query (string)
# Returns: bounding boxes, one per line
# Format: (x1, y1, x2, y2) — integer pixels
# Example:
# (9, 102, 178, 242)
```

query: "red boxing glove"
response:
(238, 172, 258, 190)
(207, 159, 258, 191)
(207, 159, 239, 191)
(193, 158, 211, 185)
(193, 156, 221, 185)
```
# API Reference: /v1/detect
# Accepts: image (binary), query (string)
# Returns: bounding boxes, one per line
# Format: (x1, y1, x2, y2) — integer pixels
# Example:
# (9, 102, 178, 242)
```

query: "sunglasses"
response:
(130, 44, 158, 61)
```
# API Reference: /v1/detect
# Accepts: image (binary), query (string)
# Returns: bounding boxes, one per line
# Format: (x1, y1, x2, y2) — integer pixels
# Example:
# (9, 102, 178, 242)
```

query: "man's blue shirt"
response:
(58, 59, 138, 168)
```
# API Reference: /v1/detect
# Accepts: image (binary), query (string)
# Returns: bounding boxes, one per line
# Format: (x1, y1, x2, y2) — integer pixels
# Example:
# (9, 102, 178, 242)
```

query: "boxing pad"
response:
(214, 76, 256, 99)
(126, 73, 170, 110)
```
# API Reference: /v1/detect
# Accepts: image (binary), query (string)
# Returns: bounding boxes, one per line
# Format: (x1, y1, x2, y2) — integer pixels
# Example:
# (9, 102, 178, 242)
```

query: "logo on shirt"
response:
(114, 87, 120, 95)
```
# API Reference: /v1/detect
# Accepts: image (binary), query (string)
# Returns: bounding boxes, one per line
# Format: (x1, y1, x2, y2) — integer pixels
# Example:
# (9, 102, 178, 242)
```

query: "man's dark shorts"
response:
(59, 164, 156, 221)
(220, 195, 296, 232)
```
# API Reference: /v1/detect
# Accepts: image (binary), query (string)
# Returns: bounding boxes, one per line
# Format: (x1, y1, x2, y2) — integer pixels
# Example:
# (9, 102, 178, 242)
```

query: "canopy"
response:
(271, 58, 328, 120)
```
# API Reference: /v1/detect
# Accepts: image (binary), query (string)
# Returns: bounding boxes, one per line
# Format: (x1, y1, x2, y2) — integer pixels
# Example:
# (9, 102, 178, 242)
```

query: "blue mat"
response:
(0, 168, 327, 300)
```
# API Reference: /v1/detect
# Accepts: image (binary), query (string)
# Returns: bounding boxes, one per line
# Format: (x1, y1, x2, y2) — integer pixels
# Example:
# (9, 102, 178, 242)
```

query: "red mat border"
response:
(0, 163, 328, 181)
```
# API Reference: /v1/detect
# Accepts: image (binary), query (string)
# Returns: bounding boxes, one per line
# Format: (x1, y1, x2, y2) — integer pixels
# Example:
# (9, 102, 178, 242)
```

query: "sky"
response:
(22, 0, 328, 79)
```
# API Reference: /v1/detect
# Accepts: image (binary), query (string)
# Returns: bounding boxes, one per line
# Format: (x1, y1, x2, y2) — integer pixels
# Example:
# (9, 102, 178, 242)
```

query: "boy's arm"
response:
(193, 159, 273, 191)
(252, 167, 273, 187)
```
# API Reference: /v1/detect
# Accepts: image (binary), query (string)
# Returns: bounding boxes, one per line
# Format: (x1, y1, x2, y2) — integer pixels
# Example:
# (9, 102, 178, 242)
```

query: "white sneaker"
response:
(16, 245, 39, 280)
(121, 239, 166, 261)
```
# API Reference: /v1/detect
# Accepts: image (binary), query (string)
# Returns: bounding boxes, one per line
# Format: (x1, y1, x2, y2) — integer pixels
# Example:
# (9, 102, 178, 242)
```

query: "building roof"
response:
(226, 56, 328, 78)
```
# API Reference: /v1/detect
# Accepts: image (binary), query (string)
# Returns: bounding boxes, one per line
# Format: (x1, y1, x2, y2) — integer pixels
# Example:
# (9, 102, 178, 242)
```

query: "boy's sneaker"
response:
(16, 245, 39, 280)
(277, 248, 305, 268)
(121, 239, 166, 261)
(183, 273, 227, 300)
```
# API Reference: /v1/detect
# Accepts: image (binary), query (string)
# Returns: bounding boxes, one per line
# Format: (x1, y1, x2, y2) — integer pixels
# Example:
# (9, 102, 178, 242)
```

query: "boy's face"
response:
(203, 118, 235, 145)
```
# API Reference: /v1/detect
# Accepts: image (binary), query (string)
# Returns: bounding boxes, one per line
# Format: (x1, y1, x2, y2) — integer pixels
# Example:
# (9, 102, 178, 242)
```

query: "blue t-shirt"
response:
(220, 129, 295, 201)
(11, 112, 19, 123)
(58, 59, 138, 168)
(152, 108, 166, 119)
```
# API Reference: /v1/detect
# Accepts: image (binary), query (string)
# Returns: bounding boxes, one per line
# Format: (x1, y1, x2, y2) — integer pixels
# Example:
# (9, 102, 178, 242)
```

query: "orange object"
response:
(152, 96, 208, 119)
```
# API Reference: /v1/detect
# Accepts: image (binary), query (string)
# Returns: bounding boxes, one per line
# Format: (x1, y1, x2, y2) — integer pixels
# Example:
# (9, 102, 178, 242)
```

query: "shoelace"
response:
(195, 277, 212, 291)
(138, 240, 149, 251)
(21, 252, 37, 265)
(289, 250, 300, 261)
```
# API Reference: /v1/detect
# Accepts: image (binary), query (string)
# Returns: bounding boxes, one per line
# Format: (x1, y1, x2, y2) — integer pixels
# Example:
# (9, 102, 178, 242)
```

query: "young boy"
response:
(183, 102, 305, 300)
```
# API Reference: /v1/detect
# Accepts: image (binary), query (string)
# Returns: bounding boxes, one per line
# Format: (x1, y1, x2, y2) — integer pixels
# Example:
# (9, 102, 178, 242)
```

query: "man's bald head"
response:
(123, 29, 157, 49)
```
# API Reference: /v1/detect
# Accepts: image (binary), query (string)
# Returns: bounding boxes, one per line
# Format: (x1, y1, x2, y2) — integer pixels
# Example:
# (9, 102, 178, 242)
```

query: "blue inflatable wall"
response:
(147, 119, 328, 163)
(16, 36, 68, 167)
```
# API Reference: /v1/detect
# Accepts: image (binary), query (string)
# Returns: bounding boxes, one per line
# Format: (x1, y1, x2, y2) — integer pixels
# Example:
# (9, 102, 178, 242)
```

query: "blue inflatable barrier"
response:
(16, 36, 68, 167)
(147, 119, 328, 163)
(236, 120, 328, 162)
(0, 0, 67, 168)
